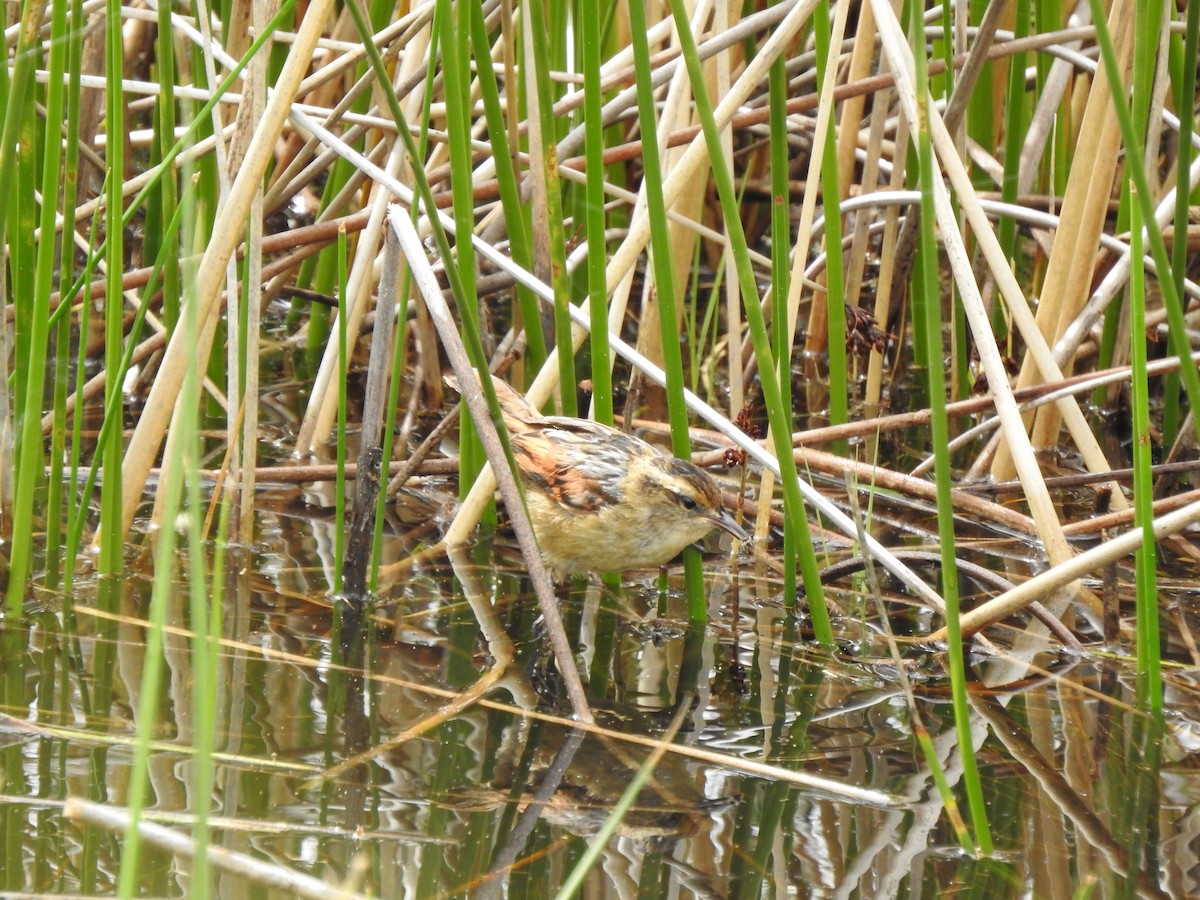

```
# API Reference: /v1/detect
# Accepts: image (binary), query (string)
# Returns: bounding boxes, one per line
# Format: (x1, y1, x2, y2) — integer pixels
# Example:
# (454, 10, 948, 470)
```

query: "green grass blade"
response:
(524, 0, 576, 415)
(335, 227, 349, 594)
(626, 0, 706, 615)
(909, 0, 990, 855)
(813, 0, 848, 440)
(438, 0, 486, 491)
(664, 0, 830, 641)
(468, 2, 545, 374)
(579, 0, 612, 424)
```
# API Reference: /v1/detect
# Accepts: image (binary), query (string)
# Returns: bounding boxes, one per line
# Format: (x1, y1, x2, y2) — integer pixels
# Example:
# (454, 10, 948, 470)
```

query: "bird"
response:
(448, 372, 749, 579)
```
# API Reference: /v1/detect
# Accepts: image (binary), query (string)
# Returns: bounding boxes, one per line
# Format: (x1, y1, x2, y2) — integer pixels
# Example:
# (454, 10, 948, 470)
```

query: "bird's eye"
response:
(679, 494, 698, 510)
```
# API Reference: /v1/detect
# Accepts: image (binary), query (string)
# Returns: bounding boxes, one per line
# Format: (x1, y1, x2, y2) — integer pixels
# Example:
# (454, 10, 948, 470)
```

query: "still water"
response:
(3, 465, 1198, 897)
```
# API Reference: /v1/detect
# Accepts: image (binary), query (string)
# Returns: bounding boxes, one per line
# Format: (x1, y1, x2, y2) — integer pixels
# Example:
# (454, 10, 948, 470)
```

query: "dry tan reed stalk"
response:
(112, 0, 338, 541)
(870, 0, 1105, 630)
(231, 0, 268, 544)
(865, 78, 908, 415)
(993, 0, 1135, 480)
(838, 0, 883, 334)
(295, 20, 433, 456)
(799, 0, 852, 359)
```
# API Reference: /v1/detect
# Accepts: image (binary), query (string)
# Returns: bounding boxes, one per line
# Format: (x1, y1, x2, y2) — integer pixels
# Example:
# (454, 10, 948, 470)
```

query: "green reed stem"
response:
(10, 113, 36, 383)
(47, 0, 86, 592)
(1125, 0, 1169, 842)
(439, 0, 486, 492)
(936, 1, 954, 100)
(768, 7, 797, 602)
(10, 0, 70, 608)
(683, 242, 702, 395)
(335, 228, 349, 594)
(152, 0, 181, 330)
(184, 368, 214, 900)
(1129, 197, 1161, 713)
(965, 0, 993, 181)
(664, 0, 829, 641)
(1129, 0, 1165, 714)
(910, 0, 990, 856)
(370, 265, 410, 594)
(627, 0, 706, 615)
(1, 10, 44, 614)
(97, 0, 126, 597)
(63, 211, 103, 607)
(47, 303, 72, 592)
(525, 0, 576, 416)
(1165, 2, 1198, 446)
(813, 0, 847, 441)
(469, 1, 545, 374)
(116, 213, 203, 900)
(580, 0, 612, 424)
(695, 255, 727, 391)
(0, 0, 47, 258)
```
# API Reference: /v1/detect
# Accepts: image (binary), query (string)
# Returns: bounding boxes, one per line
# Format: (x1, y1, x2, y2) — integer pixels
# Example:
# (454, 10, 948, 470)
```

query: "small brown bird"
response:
(451, 374, 748, 579)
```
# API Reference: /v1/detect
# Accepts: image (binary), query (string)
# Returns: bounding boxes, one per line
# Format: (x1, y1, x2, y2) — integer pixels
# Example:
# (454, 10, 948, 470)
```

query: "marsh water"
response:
(3, 370, 1200, 899)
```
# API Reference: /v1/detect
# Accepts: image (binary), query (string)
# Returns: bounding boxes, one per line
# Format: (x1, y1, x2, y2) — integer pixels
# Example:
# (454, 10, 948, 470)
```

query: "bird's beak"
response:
(708, 509, 749, 542)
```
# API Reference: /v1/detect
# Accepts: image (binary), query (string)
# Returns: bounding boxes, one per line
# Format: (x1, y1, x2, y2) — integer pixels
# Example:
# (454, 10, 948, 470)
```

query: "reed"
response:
(334, 228, 349, 593)
(627, 0, 706, 613)
(813, 0, 848, 436)
(1163, 1, 1200, 445)
(909, 0, 991, 854)
(1126, 0, 1167, 714)
(665, 0, 831, 640)
(579, 0, 613, 425)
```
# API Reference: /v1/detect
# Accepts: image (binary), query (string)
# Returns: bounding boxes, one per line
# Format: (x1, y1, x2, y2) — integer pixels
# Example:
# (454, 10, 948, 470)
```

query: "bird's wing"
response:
(510, 421, 650, 512)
